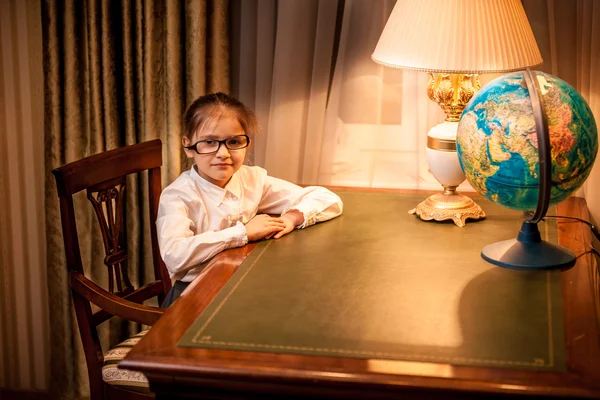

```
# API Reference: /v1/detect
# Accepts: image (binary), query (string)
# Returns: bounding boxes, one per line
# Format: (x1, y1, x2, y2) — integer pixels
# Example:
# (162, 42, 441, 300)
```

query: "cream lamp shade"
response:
(372, 0, 543, 227)
(372, 0, 542, 73)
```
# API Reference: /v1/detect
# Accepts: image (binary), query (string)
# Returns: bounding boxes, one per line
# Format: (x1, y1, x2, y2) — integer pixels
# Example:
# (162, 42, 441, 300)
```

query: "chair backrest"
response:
(52, 139, 172, 397)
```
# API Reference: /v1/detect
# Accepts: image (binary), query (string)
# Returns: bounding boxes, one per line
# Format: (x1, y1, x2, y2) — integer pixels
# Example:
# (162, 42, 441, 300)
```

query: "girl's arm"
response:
(258, 176, 343, 229)
(156, 197, 247, 280)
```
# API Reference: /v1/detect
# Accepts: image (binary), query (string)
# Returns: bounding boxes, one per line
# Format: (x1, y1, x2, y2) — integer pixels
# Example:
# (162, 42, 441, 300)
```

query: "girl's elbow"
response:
(162, 255, 184, 276)
(161, 243, 189, 275)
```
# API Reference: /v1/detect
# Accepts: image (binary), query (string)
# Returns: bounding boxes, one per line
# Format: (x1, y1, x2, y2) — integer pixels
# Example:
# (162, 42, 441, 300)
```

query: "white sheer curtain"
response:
(232, 0, 600, 217)
(233, 0, 447, 189)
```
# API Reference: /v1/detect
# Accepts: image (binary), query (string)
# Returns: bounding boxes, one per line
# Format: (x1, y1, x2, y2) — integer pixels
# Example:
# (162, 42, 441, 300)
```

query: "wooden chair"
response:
(52, 139, 172, 400)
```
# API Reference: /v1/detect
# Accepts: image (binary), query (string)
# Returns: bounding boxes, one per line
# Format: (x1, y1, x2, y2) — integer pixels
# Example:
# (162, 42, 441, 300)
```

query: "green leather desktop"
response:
(179, 191, 565, 371)
(121, 190, 600, 399)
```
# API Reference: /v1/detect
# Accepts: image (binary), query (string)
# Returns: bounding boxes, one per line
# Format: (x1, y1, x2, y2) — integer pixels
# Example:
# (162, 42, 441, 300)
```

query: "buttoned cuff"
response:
(226, 221, 248, 247)
(285, 205, 317, 229)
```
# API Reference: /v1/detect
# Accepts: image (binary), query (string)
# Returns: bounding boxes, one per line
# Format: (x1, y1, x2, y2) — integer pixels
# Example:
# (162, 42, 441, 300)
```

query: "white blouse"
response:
(156, 165, 344, 282)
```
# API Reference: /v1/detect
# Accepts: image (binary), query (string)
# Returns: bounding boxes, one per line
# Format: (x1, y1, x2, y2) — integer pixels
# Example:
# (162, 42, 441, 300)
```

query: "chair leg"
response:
(87, 378, 105, 400)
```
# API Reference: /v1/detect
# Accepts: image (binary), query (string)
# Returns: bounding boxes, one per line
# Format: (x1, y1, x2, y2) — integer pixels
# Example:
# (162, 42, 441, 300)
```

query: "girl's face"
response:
(183, 116, 247, 188)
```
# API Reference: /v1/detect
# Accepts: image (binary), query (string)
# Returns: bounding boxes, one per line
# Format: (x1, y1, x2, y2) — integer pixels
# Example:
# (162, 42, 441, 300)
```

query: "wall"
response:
(0, 0, 48, 392)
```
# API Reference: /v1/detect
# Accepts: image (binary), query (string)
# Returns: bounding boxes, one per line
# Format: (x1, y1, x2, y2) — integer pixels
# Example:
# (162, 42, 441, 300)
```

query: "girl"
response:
(157, 92, 343, 306)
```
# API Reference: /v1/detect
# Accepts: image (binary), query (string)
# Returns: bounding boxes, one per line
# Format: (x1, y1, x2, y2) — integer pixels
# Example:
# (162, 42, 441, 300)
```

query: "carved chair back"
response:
(52, 139, 171, 399)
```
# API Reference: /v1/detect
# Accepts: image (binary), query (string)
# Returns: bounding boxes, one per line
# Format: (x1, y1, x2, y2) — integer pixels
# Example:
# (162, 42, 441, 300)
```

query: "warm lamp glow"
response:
(372, 0, 542, 73)
(372, 0, 543, 226)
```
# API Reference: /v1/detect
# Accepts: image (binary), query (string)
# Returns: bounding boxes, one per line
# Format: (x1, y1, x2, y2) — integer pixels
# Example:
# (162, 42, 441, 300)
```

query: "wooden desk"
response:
(121, 192, 600, 399)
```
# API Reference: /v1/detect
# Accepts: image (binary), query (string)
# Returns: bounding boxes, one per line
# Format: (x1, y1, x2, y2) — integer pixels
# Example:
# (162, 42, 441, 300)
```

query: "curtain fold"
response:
(0, 0, 48, 391)
(234, 0, 449, 189)
(263, 0, 320, 182)
(42, 1, 229, 398)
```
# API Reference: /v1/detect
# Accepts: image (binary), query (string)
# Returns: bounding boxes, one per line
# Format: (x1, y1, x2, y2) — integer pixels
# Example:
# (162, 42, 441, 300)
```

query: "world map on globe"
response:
(457, 71, 598, 211)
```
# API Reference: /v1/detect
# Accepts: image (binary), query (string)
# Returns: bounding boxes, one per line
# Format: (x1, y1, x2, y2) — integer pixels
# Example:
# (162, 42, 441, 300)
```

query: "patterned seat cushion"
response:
(102, 329, 151, 394)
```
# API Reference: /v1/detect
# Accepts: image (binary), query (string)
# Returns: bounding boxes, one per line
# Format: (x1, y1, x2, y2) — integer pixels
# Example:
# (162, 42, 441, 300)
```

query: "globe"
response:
(456, 70, 598, 212)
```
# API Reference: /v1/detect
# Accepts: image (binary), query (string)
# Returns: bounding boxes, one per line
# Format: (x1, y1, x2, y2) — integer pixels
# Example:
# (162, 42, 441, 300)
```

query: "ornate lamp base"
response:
(410, 73, 485, 228)
(408, 187, 486, 227)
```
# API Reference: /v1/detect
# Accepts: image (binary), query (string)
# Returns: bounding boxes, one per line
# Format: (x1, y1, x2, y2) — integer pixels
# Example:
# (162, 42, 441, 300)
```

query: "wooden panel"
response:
(0, 389, 49, 400)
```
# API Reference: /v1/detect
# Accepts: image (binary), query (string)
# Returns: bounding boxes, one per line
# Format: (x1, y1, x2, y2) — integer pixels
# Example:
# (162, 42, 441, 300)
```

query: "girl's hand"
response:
(272, 210, 304, 239)
(245, 214, 287, 242)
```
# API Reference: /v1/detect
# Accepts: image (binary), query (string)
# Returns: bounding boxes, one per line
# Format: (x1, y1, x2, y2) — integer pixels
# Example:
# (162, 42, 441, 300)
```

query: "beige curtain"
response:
(0, 0, 47, 393)
(233, 0, 600, 220)
(43, 0, 229, 398)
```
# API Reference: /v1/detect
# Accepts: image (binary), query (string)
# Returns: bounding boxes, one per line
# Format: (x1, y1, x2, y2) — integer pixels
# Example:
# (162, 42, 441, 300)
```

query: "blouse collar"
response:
(190, 165, 242, 204)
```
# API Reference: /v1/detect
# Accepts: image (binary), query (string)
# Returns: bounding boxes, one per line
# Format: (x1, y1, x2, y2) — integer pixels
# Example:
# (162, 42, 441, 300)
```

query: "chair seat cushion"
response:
(102, 329, 151, 394)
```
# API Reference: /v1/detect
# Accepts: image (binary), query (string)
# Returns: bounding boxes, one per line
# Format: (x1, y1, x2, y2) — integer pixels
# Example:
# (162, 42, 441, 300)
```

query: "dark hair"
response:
(183, 92, 259, 140)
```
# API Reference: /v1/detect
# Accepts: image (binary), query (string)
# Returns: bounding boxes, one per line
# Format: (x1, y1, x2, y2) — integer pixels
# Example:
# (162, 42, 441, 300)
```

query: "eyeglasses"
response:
(184, 135, 250, 155)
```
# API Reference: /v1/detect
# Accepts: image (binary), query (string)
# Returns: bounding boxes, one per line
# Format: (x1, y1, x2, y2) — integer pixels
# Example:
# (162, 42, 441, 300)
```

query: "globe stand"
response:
(481, 221, 576, 270)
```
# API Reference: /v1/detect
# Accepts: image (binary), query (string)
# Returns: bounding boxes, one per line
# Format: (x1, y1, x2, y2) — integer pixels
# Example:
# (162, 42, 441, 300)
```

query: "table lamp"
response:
(372, 0, 543, 227)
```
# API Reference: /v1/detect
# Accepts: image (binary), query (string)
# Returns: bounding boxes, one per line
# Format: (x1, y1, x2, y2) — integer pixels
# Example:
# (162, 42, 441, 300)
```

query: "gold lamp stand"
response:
(408, 73, 486, 227)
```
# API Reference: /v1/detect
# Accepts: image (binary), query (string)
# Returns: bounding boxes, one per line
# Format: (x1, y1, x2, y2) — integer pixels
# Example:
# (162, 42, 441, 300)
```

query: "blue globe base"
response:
(481, 221, 576, 270)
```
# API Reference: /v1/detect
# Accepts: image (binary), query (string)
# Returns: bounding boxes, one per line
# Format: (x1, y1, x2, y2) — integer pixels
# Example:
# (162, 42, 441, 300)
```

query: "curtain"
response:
(233, 0, 484, 191)
(42, 0, 229, 398)
(0, 0, 47, 392)
(522, 0, 600, 221)
(232, 0, 600, 221)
